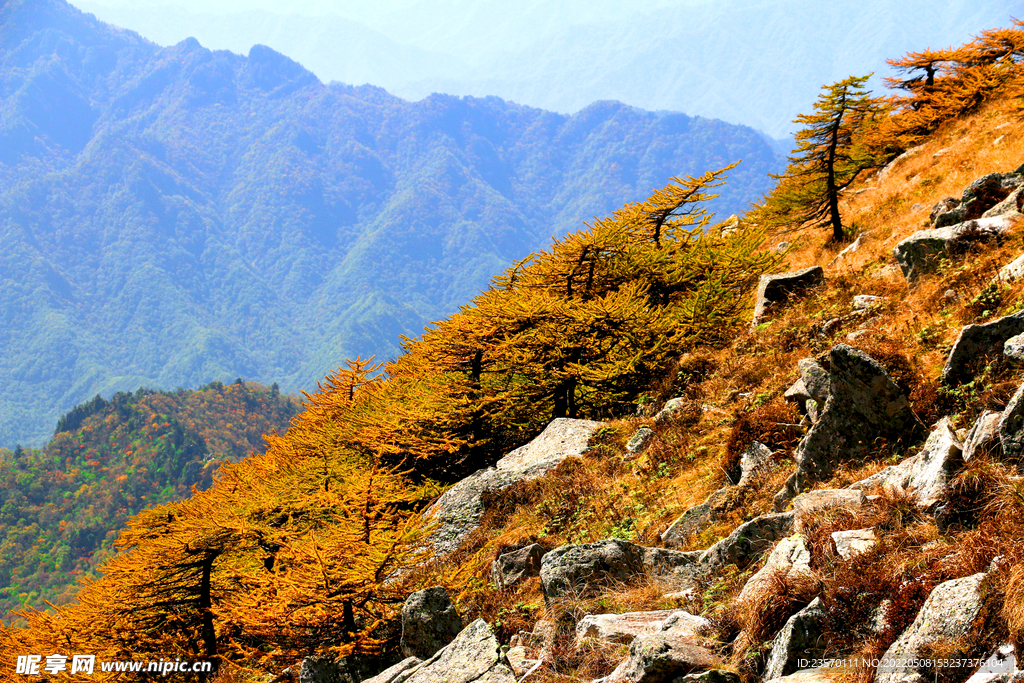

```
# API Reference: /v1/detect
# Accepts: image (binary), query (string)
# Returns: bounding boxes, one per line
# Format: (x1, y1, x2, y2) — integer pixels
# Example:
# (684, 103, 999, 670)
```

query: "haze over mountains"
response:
(0, 0, 783, 446)
(76, 0, 1013, 138)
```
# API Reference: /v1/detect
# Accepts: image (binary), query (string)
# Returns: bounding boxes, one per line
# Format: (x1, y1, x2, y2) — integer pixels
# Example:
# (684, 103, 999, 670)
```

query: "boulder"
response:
(642, 547, 703, 578)
(614, 615, 720, 683)
(851, 417, 963, 509)
(876, 572, 988, 683)
(930, 197, 962, 226)
(1006, 333, 1024, 360)
(999, 382, 1024, 464)
(654, 398, 690, 424)
(738, 441, 773, 485)
(360, 658, 422, 683)
(424, 418, 601, 557)
(963, 410, 1003, 461)
(661, 488, 730, 548)
(400, 619, 516, 683)
(942, 311, 1024, 385)
(540, 539, 644, 600)
(831, 528, 877, 560)
(982, 185, 1024, 219)
(401, 587, 463, 660)
(777, 345, 924, 506)
(627, 426, 655, 453)
(784, 358, 830, 417)
(699, 511, 795, 571)
(492, 544, 545, 591)
(502, 646, 539, 679)
(934, 172, 1023, 228)
(576, 610, 678, 645)
(736, 534, 816, 605)
(893, 215, 1016, 281)
(792, 489, 867, 532)
(763, 598, 829, 681)
(752, 267, 825, 326)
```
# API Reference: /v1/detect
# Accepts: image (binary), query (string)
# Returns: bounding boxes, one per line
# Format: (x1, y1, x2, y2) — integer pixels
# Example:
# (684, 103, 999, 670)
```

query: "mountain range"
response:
(0, 0, 783, 447)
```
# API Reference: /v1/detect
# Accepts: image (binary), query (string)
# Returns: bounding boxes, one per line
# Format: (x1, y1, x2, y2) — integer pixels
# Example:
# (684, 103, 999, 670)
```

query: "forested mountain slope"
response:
(0, 0, 783, 447)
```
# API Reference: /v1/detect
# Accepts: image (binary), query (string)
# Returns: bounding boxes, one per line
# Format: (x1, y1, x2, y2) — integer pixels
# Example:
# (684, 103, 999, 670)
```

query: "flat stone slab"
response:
(831, 528, 877, 560)
(753, 267, 825, 326)
(576, 610, 678, 645)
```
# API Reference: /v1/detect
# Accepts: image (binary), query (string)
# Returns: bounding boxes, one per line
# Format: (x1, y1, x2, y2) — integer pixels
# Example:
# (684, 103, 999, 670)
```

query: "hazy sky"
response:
(74, 0, 1015, 138)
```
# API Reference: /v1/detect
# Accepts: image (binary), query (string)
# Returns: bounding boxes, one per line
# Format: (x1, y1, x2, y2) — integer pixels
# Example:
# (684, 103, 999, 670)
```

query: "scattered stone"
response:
(661, 488, 729, 548)
(792, 489, 867, 531)
(401, 619, 516, 683)
(299, 656, 349, 683)
(930, 197, 962, 226)
(798, 358, 831, 404)
(616, 618, 720, 683)
(876, 146, 923, 183)
(777, 345, 924, 506)
(501, 646, 538, 679)
(894, 215, 1017, 281)
(541, 539, 646, 599)
(641, 547, 703, 578)
(831, 528, 877, 560)
(424, 418, 601, 557)
(492, 544, 546, 591)
(699, 511, 795, 571)
(982, 186, 1024, 219)
(965, 644, 1017, 683)
(963, 411, 1003, 461)
(945, 289, 960, 300)
(626, 427, 655, 454)
(401, 587, 463, 660)
(845, 330, 868, 342)
(763, 598, 829, 681)
(942, 310, 1024, 384)
(738, 441, 773, 485)
(775, 241, 791, 254)
(934, 173, 1023, 228)
(851, 417, 963, 509)
(576, 610, 677, 645)
(997, 254, 1024, 284)
(1006, 333, 1024, 361)
(784, 378, 812, 412)
(736, 534, 816, 605)
(999, 382, 1024, 464)
(654, 398, 690, 424)
(911, 203, 924, 212)
(852, 295, 883, 310)
(752, 267, 826, 327)
(828, 233, 869, 266)
(876, 573, 987, 683)
(361, 657, 422, 683)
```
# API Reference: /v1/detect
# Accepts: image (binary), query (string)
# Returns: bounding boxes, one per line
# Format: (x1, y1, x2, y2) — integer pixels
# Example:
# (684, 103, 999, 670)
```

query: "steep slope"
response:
(0, 0, 783, 447)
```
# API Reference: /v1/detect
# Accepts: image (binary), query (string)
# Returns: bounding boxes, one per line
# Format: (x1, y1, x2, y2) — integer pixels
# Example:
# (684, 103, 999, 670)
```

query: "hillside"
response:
(0, 0, 782, 448)
(3, 17, 1024, 683)
(0, 381, 299, 625)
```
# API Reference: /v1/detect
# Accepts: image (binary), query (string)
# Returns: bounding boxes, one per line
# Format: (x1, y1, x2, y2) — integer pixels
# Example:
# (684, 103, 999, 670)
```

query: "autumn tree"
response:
(752, 75, 883, 242)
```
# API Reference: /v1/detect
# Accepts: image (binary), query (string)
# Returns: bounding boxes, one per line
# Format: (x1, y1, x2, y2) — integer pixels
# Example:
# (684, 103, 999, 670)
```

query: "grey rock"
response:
(401, 619, 515, 683)
(982, 185, 1024, 219)
(699, 511, 795, 571)
(850, 417, 962, 509)
(627, 426, 655, 453)
(935, 173, 1023, 228)
(831, 528, 877, 560)
(736, 534, 815, 605)
(752, 267, 826, 326)
(424, 418, 601, 557)
(738, 441, 773, 485)
(300, 657, 351, 683)
(853, 295, 883, 311)
(943, 310, 1024, 384)
(999, 382, 1024, 464)
(360, 658, 422, 683)
(775, 241, 791, 254)
(963, 410, 1003, 461)
(1006, 333, 1024, 360)
(784, 378, 812, 411)
(655, 398, 691, 424)
(642, 547, 703, 578)
(661, 488, 730, 548)
(763, 598, 829, 680)
(997, 253, 1024, 284)
(618, 627, 719, 683)
(876, 573, 987, 683)
(492, 544, 546, 591)
(893, 215, 1016, 281)
(502, 646, 538, 679)
(778, 345, 924, 506)
(675, 670, 741, 683)
(930, 197, 962, 226)
(792, 489, 867, 531)
(798, 358, 831, 405)
(541, 539, 646, 599)
(401, 587, 463, 660)
(576, 610, 679, 645)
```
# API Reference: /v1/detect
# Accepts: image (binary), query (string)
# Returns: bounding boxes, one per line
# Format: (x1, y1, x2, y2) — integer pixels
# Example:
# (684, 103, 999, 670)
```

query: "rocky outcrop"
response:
(831, 528, 877, 560)
(736, 534, 816, 605)
(398, 619, 515, 683)
(540, 540, 699, 600)
(792, 489, 867, 531)
(851, 416, 963, 509)
(576, 610, 678, 645)
(933, 172, 1023, 228)
(661, 488, 730, 547)
(763, 598, 829, 681)
(876, 572, 988, 683)
(360, 658, 422, 683)
(893, 214, 1016, 281)
(963, 410, 1003, 461)
(492, 544, 546, 591)
(752, 267, 825, 326)
(776, 345, 924, 507)
(401, 587, 463, 660)
(424, 418, 601, 557)
(699, 511, 795, 571)
(942, 311, 1024, 385)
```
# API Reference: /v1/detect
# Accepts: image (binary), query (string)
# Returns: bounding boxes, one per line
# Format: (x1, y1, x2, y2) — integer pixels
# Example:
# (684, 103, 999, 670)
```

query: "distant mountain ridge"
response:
(0, 0, 783, 446)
